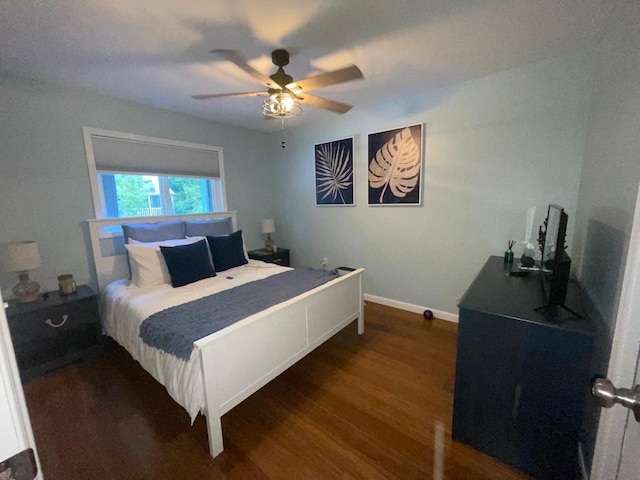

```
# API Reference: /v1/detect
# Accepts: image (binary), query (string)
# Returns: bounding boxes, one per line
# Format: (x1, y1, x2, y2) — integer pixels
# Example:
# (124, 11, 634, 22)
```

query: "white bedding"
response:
(101, 259, 291, 422)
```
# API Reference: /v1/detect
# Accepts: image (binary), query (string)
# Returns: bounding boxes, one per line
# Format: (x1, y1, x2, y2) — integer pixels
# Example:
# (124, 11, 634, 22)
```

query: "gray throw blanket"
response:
(139, 268, 338, 360)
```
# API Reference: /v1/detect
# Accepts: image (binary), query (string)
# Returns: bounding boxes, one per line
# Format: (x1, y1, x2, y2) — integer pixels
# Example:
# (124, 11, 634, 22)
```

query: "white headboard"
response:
(87, 212, 238, 291)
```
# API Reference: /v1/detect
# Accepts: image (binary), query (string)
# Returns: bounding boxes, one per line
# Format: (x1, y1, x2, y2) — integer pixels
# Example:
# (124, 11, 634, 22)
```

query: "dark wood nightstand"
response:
(247, 248, 290, 267)
(5, 285, 102, 382)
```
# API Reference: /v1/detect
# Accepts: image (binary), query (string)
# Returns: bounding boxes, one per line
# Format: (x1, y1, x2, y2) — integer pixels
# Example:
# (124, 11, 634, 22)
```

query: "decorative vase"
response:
(265, 234, 276, 253)
(504, 250, 514, 264)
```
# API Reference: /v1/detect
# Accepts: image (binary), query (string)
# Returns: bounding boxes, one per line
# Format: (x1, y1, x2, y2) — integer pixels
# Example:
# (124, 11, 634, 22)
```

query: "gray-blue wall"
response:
(270, 57, 592, 315)
(572, 3, 640, 473)
(574, 4, 640, 334)
(0, 74, 275, 295)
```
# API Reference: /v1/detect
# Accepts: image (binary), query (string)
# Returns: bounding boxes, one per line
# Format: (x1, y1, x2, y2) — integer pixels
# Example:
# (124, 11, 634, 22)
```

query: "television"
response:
(536, 204, 581, 319)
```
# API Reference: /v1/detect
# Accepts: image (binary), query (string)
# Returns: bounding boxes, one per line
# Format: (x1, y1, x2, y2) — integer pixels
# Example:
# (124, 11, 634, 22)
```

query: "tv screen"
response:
(542, 204, 566, 270)
(541, 204, 570, 307)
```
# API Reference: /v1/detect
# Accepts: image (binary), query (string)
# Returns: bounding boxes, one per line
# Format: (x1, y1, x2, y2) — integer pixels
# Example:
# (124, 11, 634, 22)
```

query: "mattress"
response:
(100, 259, 290, 422)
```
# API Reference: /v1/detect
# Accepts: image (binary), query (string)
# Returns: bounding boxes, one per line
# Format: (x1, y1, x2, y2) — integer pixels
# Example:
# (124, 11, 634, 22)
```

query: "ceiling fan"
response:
(191, 49, 364, 117)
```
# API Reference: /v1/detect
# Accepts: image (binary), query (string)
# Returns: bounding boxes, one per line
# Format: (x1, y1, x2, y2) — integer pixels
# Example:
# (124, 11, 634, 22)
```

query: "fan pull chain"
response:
(281, 117, 286, 148)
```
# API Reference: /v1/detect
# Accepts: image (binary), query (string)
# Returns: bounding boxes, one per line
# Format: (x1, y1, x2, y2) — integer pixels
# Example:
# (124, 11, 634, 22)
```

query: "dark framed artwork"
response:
(315, 136, 354, 206)
(367, 124, 423, 205)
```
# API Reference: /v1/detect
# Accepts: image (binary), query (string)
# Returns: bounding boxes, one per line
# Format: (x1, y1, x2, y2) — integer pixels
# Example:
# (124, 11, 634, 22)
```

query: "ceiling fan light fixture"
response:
(262, 92, 302, 118)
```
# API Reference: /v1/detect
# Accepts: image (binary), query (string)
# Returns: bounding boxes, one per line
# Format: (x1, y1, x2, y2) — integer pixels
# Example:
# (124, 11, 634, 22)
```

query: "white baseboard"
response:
(364, 294, 459, 323)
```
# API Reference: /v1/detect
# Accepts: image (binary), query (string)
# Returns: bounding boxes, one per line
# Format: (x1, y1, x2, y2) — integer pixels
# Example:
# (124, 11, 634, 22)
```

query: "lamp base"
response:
(12, 273, 40, 303)
(265, 234, 276, 253)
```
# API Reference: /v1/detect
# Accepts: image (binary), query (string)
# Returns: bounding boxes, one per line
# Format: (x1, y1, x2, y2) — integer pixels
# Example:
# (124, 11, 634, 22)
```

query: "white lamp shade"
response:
(0, 241, 41, 273)
(261, 219, 276, 234)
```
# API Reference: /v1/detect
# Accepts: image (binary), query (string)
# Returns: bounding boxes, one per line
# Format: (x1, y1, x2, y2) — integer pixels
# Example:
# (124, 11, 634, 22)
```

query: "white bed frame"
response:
(87, 212, 364, 458)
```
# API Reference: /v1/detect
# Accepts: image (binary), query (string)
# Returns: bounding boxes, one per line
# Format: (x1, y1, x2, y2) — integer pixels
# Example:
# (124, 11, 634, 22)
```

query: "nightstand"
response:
(5, 285, 102, 382)
(248, 248, 290, 267)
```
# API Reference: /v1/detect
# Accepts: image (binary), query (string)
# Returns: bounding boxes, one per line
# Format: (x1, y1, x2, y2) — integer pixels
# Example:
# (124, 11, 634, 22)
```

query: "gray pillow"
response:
(184, 218, 233, 237)
(122, 220, 186, 243)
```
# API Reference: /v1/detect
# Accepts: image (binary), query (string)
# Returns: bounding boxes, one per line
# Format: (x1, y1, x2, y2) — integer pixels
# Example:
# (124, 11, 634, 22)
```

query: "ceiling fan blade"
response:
(298, 94, 353, 114)
(287, 65, 363, 93)
(211, 49, 283, 89)
(191, 91, 268, 100)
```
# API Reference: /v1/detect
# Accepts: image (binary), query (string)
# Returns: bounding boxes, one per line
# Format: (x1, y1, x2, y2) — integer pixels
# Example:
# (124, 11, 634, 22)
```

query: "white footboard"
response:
(195, 268, 364, 458)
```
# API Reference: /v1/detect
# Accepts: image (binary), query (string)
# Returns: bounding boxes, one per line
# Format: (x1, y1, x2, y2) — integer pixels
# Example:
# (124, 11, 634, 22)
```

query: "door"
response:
(0, 291, 41, 478)
(591, 185, 640, 480)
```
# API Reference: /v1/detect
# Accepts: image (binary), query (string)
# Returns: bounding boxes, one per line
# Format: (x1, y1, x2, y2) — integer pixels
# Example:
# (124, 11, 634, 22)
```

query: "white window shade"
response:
(91, 135, 220, 177)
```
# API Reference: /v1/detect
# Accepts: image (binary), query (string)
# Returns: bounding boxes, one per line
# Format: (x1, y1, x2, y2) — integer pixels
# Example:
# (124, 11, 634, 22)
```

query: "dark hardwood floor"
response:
(23, 302, 530, 479)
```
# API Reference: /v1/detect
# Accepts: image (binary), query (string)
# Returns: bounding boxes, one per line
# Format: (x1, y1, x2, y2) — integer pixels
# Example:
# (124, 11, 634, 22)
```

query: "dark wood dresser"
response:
(452, 256, 594, 480)
(5, 285, 102, 381)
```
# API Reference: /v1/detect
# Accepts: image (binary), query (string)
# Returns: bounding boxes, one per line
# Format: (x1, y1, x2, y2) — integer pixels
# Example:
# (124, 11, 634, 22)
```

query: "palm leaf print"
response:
(368, 127, 421, 203)
(316, 141, 353, 204)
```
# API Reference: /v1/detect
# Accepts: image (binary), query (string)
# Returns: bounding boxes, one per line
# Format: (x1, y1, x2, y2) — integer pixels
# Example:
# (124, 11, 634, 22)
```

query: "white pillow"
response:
(126, 237, 202, 288)
(241, 232, 249, 261)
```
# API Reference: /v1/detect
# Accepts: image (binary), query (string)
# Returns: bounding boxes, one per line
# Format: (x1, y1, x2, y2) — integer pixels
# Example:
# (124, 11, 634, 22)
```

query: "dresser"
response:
(5, 285, 102, 381)
(452, 256, 594, 480)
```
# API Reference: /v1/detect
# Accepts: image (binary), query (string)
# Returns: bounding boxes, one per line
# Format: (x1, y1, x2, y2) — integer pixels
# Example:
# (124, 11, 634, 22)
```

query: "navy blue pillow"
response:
(160, 239, 216, 287)
(206, 230, 248, 272)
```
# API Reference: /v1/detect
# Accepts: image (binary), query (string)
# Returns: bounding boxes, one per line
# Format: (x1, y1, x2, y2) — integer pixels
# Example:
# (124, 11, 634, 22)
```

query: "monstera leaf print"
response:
(368, 127, 421, 203)
(315, 140, 353, 204)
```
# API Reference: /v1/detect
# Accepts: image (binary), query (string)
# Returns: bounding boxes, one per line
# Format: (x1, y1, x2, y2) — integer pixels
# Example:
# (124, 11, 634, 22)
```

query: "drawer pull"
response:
(273, 258, 282, 263)
(45, 315, 69, 328)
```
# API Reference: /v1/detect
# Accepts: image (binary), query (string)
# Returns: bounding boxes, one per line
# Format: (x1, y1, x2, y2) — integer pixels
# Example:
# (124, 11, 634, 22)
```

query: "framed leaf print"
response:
(315, 137, 355, 206)
(368, 124, 423, 205)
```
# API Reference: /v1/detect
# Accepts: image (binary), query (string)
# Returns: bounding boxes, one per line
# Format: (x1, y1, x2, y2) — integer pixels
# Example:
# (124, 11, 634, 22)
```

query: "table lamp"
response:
(261, 219, 276, 253)
(0, 241, 41, 303)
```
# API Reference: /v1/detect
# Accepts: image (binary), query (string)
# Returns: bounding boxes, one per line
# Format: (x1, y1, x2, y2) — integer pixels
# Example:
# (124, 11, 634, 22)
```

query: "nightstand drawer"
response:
(8, 297, 98, 344)
(6, 285, 102, 381)
(248, 248, 290, 267)
(13, 322, 99, 373)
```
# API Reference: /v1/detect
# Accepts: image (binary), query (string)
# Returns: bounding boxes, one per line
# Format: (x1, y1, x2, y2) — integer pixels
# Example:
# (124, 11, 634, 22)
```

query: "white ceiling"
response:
(0, 0, 616, 132)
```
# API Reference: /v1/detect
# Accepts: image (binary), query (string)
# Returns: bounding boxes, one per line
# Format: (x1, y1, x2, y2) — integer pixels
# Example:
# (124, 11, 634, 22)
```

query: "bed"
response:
(87, 212, 364, 458)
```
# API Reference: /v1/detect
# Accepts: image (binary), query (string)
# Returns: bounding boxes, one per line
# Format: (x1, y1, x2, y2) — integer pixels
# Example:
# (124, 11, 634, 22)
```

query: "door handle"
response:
(592, 377, 640, 422)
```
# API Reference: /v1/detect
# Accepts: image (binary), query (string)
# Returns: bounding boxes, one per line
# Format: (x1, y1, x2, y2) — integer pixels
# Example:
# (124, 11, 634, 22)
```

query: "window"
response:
(98, 173, 221, 217)
(83, 127, 226, 219)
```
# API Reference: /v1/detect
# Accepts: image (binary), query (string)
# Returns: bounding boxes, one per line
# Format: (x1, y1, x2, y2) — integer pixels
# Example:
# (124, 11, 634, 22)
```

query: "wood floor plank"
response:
(23, 302, 531, 479)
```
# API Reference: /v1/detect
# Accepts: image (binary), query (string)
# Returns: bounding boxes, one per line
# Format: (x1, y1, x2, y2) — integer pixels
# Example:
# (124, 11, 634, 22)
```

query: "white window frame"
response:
(82, 127, 227, 219)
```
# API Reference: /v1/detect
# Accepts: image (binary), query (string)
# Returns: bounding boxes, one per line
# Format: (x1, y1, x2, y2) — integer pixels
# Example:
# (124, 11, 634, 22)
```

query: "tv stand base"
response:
(534, 303, 583, 321)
